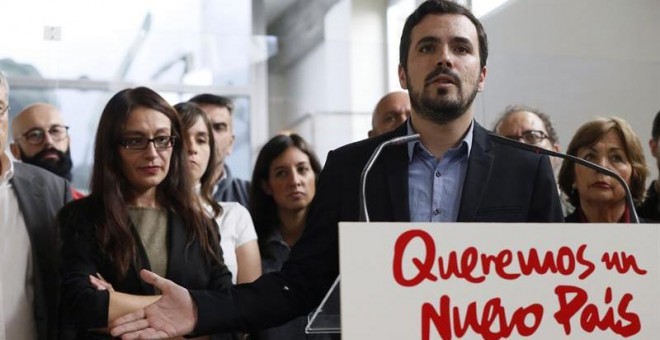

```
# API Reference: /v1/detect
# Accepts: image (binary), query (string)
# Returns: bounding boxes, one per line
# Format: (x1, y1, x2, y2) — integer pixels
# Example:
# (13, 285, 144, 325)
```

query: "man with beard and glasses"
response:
(1, 72, 72, 339)
(10, 103, 84, 199)
(110, 1, 563, 338)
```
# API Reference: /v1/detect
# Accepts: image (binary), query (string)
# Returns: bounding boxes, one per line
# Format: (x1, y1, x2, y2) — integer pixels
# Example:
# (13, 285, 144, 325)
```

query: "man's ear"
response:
(227, 134, 235, 155)
(10, 143, 22, 160)
(650, 138, 658, 158)
(398, 64, 408, 90)
(552, 143, 561, 154)
(477, 66, 487, 91)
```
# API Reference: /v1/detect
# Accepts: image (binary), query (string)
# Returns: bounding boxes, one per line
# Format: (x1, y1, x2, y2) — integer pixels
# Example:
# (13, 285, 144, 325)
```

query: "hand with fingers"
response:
(110, 269, 197, 339)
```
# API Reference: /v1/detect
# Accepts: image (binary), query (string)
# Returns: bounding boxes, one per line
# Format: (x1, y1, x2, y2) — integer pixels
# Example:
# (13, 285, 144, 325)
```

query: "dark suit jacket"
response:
(190, 121, 564, 334)
(213, 165, 250, 207)
(10, 162, 72, 340)
(57, 196, 233, 339)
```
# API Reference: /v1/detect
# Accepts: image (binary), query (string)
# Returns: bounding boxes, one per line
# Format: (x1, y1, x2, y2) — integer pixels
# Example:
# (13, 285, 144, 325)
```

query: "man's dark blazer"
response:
(10, 162, 72, 340)
(190, 121, 564, 334)
(57, 196, 233, 339)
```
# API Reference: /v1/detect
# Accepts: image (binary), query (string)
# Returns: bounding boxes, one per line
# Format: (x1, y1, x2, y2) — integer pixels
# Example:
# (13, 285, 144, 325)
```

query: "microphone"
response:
(359, 133, 421, 222)
(488, 132, 640, 223)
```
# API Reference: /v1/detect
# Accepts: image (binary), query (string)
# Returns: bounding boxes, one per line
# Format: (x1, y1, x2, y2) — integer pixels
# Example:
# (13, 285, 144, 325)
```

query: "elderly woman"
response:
(558, 117, 648, 222)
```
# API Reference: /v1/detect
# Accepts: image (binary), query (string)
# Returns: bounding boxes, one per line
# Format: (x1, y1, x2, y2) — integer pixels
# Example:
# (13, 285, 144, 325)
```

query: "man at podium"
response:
(110, 1, 563, 338)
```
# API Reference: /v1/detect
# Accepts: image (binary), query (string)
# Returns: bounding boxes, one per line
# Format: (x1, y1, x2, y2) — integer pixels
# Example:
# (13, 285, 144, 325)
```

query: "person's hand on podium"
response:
(110, 269, 197, 339)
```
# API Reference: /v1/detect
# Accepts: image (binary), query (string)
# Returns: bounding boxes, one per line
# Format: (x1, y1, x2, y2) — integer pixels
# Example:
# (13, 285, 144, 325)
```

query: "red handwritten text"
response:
(553, 285, 640, 337)
(422, 295, 543, 340)
(601, 252, 647, 275)
(392, 229, 595, 287)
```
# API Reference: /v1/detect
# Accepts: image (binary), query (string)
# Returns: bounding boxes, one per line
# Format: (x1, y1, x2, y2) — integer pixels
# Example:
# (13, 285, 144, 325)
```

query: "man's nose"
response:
(436, 45, 453, 68)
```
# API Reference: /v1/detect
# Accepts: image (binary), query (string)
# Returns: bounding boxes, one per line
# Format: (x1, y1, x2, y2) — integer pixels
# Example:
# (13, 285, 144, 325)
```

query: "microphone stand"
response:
(489, 133, 640, 223)
(307, 134, 421, 334)
(359, 134, 421, 222)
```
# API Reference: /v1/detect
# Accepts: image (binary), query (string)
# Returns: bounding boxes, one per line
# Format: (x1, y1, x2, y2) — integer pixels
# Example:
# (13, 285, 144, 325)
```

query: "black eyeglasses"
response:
(19, 125, 69, 145)
(504, 130, 548, 145)
(119, 136, 177, 150)
(0, 105, 8, 117)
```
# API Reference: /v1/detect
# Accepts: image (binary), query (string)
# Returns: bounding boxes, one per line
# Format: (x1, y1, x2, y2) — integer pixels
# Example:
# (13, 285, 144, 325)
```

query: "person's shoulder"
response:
(58, 195, 99, 223)
(331, 124, 407, 160)
(218, 201, 249, 215)
(14, 161, 66, 183)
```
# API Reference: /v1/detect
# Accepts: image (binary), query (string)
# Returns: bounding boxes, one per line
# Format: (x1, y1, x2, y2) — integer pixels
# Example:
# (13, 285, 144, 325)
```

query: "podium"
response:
(307, 222, 660, 339)
(305, 276, 341, 334)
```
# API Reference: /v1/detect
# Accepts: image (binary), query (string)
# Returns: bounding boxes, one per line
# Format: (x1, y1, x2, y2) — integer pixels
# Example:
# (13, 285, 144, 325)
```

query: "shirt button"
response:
(435, 171, 441, 177)
(433, 209, 440, 215)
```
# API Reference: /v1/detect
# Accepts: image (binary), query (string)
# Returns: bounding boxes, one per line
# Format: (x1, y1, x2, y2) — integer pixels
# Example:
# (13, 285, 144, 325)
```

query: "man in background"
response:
(493, 104, 562, 172)
(10, 103, 83, 198)
(189, 94, 249, 207)
(368, 91, 411, 138)
(637, 109, 660, 221)
(1, 72, 72, 339)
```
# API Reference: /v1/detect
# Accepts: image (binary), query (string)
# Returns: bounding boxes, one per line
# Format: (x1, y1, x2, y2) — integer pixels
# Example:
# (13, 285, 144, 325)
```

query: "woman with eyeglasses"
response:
(174, 102, 261, 285)
(558, 117, 649, 223)
(57, 87, 233, 339)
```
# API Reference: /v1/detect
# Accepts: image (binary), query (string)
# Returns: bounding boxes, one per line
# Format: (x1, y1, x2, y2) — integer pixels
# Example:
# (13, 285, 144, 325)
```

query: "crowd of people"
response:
(1, 0, 659, 339)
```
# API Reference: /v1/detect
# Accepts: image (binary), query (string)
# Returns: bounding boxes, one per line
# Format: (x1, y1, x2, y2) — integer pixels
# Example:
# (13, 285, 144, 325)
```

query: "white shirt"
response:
(0, 152, 37, 340)
(208, 202, 257, 284)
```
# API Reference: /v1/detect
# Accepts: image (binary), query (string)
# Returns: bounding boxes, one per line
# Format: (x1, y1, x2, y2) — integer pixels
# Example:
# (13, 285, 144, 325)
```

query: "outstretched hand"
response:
(110, 269, 197, 339)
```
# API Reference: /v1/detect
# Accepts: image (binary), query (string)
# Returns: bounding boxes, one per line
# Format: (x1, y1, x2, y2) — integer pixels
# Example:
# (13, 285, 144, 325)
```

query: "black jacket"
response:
(57, 196, 233, 339)
(188, 121, 564, 334)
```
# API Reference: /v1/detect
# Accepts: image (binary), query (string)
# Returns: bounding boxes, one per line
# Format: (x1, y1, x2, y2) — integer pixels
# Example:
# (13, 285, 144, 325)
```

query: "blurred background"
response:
(1, 0, 658, 191)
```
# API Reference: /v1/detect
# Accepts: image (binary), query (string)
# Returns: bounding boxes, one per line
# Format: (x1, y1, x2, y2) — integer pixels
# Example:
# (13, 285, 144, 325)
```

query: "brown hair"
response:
(558, 117, 648, 207)
(90, 87, 220, 278)
(173, 101, 222, 218)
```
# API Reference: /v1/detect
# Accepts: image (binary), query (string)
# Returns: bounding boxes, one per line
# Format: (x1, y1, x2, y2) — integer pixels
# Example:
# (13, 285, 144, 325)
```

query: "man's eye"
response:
(26, 131, 43, 139)
(419, 45, 434, 54)
(454, 46, 469, 54)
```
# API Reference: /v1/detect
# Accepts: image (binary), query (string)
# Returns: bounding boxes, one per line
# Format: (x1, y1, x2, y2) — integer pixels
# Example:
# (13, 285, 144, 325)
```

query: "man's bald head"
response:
(11, 103, 73, 179)
(369, 91, 411, 138)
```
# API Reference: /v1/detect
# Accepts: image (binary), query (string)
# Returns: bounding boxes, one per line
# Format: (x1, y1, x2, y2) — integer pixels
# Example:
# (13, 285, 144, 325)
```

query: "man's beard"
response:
(20, 146, 74, 181)
(408, 66, 480, 125)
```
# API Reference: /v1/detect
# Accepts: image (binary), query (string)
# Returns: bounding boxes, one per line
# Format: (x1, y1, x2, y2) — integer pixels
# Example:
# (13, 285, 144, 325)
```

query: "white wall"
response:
(477, 0, 660, 181)
(267, 0, 386, 164)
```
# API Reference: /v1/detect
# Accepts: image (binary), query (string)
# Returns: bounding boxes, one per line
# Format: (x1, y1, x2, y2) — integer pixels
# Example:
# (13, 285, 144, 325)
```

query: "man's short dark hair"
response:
(493, 104, 559, 145)
(188, 93, 234, 114)
(399, 0, 488, 71)
(652, 110, 660, 140)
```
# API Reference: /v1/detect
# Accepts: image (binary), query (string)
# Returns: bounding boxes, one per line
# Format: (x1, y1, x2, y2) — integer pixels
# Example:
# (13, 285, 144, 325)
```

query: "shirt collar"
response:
(406, 119, 474, 162)
(1, 150, 15, 185)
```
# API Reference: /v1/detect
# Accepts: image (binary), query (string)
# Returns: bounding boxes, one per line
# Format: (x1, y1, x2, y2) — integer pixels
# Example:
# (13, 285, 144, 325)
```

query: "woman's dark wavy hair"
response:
(90, 87, 220, 278)
(249, 133, 322, 253)
(174, 101, 222, 218)
(558, 117, 648, 208)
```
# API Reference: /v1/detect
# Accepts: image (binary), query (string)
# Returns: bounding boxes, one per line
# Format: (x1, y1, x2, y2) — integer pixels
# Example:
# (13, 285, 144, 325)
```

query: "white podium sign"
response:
(338, 222, 659, 339)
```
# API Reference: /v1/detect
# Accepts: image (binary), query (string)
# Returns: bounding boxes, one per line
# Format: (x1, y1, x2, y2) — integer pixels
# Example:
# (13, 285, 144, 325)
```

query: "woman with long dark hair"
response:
(58, 87, 232, 339)
(174, 102, 261, 284)
(248, 132, 324, 339)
